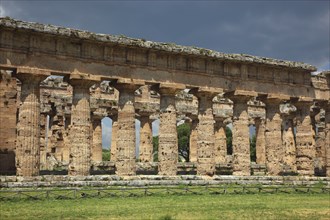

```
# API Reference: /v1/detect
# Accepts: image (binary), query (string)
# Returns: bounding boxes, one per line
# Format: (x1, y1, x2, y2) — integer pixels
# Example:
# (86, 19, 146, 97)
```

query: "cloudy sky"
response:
(1, 0, 329, 149)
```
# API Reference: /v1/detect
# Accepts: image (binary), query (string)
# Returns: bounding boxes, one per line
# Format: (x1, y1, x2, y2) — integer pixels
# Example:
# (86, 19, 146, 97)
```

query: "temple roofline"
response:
(0, 16, 316, 72)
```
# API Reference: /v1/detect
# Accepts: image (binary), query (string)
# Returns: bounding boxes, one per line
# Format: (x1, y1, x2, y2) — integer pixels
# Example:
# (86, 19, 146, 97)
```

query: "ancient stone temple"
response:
(0, 17, 329, 177)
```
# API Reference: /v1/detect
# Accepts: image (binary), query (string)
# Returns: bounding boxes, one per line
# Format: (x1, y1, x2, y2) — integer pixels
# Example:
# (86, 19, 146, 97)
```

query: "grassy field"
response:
(0, 193, 329, 220)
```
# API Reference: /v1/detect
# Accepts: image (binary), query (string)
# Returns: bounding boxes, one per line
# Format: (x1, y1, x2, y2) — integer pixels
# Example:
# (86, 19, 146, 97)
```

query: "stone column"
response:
(68, 74, 99, 176)
(91, 117, 102, 162)
(39, 113, 48, 169)
(113, 80, 143, 176)
(294, 99, 315, 176)
(255, 118, 266, 165)
(15, 70, 49, 176)
(139, 114, 153, 162)
(214, 117, 227, 164)
(281, 116, 297, 173)
(311, 105, 326, 176)
(262, 98, 284, 176)
(195, 91, 217, 175)
(158, 85, 183, 175)
(189, 117, 198, 162)
(62, 115, 71, 163)
(324, 103, 330, 177)
(224, 90, 256, 176)
(110, 115, 118, 162)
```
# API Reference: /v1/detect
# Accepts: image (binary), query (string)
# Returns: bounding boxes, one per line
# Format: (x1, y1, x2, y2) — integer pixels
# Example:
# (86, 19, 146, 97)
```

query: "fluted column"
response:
(39, 113, 48, 169)
(324, 103, 330, 177)
(214, 117, 227, 164)
(311, 106, 325, 175)
(255, 118, 266, 165)
(195, 91, 217, 175)
(262, 98, 284, 175)
(113, 80, 143, 176)
(139, 114, 153, 162)
(225, 90, 256, 176)
(91, 117, 102, 162)
(68, 77, 97, 176)
(281, 116, 297, 173)
(15, 70, 49, 176)
(158, 85, 183, 175)
(110, 115, 118, 162)
(295, 100, 315, 176)
(189, 118, 198, 163)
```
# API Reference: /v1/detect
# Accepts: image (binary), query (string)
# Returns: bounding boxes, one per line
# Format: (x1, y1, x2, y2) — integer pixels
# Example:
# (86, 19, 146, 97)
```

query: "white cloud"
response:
(0, 5, 7, 17)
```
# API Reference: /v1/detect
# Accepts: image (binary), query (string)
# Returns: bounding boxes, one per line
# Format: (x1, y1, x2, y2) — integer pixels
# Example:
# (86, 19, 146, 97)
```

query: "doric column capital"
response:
(68, 72, 100, 88)
(152, 83, 185, 96)
(257, 93, 290, 105)
(189, 87, 221, 100)
(224, 90, 257, 103)
(291, 96, 314, 109)
(15, 67, 50, 84)
(111, 78, 144, 92)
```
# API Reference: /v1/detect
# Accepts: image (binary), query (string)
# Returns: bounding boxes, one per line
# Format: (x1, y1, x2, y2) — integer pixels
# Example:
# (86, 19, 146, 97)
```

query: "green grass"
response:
(0, 194, 329, 220)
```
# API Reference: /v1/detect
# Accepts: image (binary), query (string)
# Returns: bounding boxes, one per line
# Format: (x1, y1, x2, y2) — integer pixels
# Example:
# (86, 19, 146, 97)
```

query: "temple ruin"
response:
(0, 17, 329, 177)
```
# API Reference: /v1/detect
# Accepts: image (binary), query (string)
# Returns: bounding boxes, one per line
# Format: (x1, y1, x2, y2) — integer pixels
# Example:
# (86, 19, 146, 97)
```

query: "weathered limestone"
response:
(110, 115, 118, 162)
(325, 104, 330, 177)
(311, 106, 326, 175)
(281, 116, 297, 173)
(68, 74, 99, 176)
(294, 99, 315, 176)
(15, 69, 50, 176)
(158, 84, 184, 175)
(214, 117, 227, 164)
(255, 118, 266, 165)
(0, 18, 329, 178)
(113, 79, 144, 175)
(194, 89, 219, 175)
(39, 113, 48, 168)
(91, 117, 103, 162)
(139, 114, 153, 162)
(188, 117, 198, 162)
(0, 70, 17, 174)
(260, 95, 288, 175)
(225, 90, 256, 176)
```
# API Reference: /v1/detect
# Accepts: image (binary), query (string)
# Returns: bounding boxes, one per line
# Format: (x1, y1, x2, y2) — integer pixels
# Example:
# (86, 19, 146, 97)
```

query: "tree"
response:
(250, 134, 256, 162)
(226, 126, 233, 155)
(177, 123, 190, 162)
(152, 136, 159, 162)
(102, 148, 110, 161)
(152, 123, 191, 162)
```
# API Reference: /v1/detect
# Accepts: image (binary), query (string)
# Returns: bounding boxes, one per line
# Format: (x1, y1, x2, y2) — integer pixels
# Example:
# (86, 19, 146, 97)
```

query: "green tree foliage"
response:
(102, 148, 110, 161)
(226, 126, 233, 155)
(152, 136, 159, 162)
(152, 123, 191, 162)
(177, 123, 190, 162)
(250, 135, 256, 162)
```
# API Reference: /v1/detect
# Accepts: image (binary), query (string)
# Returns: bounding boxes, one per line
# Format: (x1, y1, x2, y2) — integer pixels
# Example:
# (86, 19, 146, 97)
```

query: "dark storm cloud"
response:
(1, 0, 329, 69)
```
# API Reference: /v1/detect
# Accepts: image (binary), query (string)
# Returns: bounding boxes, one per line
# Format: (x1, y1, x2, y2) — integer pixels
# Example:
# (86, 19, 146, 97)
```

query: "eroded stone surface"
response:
(255, 118, 266, 165)
(115, 84, 139, 176)
(263, 99, 283, 175)
(158, 87, 179, 176)
(68, 80, 94, 176)
(16, 73, 48, 176)
(92, 117, 102, 162)
(196, 92, 216, 175)
(0, 70, 17, 174)
(139, 115, 153, 162)
(295, 102, 315, 176)
(214, 118, 227, 164)
(229, 95, 251, 176)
